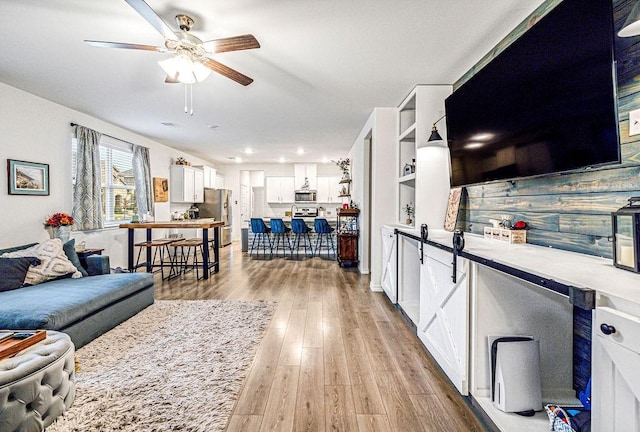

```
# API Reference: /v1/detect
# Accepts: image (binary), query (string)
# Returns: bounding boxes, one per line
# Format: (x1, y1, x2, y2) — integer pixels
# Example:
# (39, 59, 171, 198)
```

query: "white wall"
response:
(0, 82, 219, 268)
(349, 108, 398, 285)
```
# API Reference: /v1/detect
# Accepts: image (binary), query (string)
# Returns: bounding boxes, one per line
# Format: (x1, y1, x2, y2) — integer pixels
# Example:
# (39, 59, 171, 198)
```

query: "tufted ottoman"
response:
(0, 332, 75, 432)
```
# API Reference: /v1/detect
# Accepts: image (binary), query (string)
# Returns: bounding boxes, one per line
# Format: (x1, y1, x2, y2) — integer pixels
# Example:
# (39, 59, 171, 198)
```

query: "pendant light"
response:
(619, 2, 640, 37)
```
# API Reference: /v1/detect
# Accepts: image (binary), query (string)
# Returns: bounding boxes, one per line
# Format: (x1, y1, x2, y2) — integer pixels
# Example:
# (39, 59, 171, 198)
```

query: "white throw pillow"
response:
(2, 239, 82, 284)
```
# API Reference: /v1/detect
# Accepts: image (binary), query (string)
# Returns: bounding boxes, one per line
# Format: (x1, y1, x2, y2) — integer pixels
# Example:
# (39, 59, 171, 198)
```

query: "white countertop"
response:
(389, 225, 640, 305)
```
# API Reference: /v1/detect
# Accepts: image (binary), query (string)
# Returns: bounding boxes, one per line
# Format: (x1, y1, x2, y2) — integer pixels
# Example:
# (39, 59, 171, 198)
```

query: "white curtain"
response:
(73, 126, 103, 230)
(133, 145, 152, 216)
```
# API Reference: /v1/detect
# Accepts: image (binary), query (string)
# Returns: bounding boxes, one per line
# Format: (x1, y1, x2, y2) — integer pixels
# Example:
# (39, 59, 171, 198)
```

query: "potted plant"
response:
(404, 203, 414, 225)
(332, 158, 351, 180)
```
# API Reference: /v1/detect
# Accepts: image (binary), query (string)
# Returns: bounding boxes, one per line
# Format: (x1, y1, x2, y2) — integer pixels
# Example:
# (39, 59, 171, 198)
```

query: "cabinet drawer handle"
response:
(600, 323, 616, 335)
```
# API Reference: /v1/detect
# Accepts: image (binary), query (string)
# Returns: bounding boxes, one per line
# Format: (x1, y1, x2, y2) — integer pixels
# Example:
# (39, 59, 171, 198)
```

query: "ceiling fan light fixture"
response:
(159, 55, 211, 84)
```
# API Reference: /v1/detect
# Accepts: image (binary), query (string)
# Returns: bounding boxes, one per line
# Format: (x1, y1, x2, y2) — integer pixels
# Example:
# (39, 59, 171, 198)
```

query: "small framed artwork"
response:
(153, 177, 169, 202)
(444, 187, 463, 231)
(7, 159, 50, 196)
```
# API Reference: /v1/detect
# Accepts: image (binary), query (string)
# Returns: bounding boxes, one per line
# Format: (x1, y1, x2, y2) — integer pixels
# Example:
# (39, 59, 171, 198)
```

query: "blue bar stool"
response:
(270, 218, 292, 257)
(291, 218, 314, 258)
(250, 218, 272, 256)
(314, 218, 336, 258)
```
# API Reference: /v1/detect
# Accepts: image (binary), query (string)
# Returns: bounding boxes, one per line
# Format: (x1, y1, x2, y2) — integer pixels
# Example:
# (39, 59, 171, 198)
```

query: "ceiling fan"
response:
(85, 0, 260, 86)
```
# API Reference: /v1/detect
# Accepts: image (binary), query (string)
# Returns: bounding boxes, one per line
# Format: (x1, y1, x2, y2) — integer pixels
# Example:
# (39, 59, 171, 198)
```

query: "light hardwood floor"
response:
(155, 243, 485, 432)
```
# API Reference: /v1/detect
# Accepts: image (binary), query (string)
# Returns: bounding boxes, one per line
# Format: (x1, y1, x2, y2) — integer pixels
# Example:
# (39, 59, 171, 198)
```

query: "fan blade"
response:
(124, 0, 178, 41)
(202, 58, 253, 86)
(85, 40, 167, 52)
(202, 34, 260, 54)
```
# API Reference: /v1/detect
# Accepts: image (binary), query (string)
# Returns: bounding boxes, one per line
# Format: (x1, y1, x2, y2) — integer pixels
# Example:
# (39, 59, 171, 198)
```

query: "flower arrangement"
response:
(44, 212, 75, 227)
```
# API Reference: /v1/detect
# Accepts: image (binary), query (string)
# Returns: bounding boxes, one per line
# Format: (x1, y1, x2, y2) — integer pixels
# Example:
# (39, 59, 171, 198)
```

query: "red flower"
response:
(45, 212, 75, 227)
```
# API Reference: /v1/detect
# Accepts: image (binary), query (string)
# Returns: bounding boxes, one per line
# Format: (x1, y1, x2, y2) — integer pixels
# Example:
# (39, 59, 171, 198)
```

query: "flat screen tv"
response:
(446, 0, 619, 187)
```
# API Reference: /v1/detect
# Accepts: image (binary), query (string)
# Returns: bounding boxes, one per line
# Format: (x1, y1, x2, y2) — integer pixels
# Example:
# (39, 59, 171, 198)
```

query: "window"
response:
(72, 136, 137, 227)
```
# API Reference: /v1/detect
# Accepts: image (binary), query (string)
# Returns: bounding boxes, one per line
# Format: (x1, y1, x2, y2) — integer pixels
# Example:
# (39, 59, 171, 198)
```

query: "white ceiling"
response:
(0, 0, 543, 165)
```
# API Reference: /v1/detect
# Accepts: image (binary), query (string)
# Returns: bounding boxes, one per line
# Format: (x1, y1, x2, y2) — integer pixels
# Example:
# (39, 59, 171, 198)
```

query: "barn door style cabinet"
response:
(385, 227, 640, 431)
(337, 209, 359, 267)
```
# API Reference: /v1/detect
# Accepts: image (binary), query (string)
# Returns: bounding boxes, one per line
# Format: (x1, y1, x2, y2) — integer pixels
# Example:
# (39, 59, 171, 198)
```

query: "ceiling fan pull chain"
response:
(184, 84, 188, 114)
(190, 84, 194, 116)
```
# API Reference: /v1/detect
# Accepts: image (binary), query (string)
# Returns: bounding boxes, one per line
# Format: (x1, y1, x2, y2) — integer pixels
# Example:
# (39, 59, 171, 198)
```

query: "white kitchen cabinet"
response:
(215, 174, 225, 189)
(170, 165, 204, 203)
(381, 226, 397, 303)
(317, 177, 341, 203)
(593, 306, 640, 432)
(266, 177, 295, 203)
(204, 166, 217, 188)
(194, 165, 216, 188)
(294, 164, 317, 190)
(418, 243, 469, 395)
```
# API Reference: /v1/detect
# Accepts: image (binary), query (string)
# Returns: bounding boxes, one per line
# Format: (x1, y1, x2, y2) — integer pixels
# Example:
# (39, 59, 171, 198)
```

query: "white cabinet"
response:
(170, 165, 204, 203)
(381, 226, 397, 303)
(294, 164, 317, 190)
(204, 166, 216, 189)
(397, 234, 421, 324)
(316, 177, 341, 203)
(194, 165, 217, 189)
(266, 177, 295, 203)
(593, 306, 640, 431)
(418, 243, 469, 394)
(215, 174, 225, 189)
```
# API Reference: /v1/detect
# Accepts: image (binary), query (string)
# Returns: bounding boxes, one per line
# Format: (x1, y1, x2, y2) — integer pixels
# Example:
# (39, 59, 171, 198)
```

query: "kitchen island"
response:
(246, 217, 338, 257)
(119, 219, 224, 279)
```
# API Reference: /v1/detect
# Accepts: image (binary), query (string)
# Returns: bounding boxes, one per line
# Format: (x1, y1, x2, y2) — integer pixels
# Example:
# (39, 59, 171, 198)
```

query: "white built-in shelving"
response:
(396, 85, 452, 228)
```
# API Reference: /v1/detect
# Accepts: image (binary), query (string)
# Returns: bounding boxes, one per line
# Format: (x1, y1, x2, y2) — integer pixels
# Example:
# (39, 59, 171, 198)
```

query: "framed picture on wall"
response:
(7, 159, 49, 196)
(153, 177, 169, 202)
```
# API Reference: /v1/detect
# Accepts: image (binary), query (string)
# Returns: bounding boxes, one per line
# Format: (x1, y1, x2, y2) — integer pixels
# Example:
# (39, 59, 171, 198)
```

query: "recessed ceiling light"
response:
(297, 148, 305, 155)
(207, 124, 220, 129)
(161, 122, 179, 127)
(278, 157, 286, 163)
(244, 148, 254, 155)
(464, 142, 484, 149)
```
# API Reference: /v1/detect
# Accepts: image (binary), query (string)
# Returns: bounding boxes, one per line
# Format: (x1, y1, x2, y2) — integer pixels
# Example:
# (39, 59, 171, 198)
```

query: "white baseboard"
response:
(370, 282, 382, 292)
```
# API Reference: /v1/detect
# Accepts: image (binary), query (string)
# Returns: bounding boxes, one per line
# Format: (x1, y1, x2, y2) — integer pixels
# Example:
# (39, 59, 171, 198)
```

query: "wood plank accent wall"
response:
(454, 0, 640, 259)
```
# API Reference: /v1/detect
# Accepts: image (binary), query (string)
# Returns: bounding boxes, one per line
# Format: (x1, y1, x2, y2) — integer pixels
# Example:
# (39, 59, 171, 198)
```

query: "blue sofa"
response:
(0, 243, 154, 349)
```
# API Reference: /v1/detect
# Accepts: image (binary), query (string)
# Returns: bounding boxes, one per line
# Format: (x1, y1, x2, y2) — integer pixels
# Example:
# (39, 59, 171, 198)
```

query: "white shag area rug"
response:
(48, 300, 275, 432)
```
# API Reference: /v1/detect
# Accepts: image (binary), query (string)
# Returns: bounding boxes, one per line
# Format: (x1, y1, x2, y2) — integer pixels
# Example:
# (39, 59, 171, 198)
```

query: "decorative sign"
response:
(153, 177, 169, 202)
(444, 187, 463, 231)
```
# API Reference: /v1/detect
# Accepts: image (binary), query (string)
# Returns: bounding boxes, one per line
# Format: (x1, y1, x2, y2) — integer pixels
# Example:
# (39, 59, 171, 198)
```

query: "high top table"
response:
(119, 219, 224, 279)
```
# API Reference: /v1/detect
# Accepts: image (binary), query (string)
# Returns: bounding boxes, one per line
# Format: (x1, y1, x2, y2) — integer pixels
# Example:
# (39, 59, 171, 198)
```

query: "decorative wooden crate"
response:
(483, 227, 527, 244)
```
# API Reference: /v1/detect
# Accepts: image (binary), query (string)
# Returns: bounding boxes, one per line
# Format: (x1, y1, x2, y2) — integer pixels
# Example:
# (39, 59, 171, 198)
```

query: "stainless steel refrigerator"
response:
(197, 188, 232, 246)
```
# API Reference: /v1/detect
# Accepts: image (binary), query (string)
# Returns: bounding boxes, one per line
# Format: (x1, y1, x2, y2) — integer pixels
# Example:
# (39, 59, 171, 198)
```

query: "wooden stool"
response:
(169, 238, 204, 279)
(134, 238, 177, 279)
